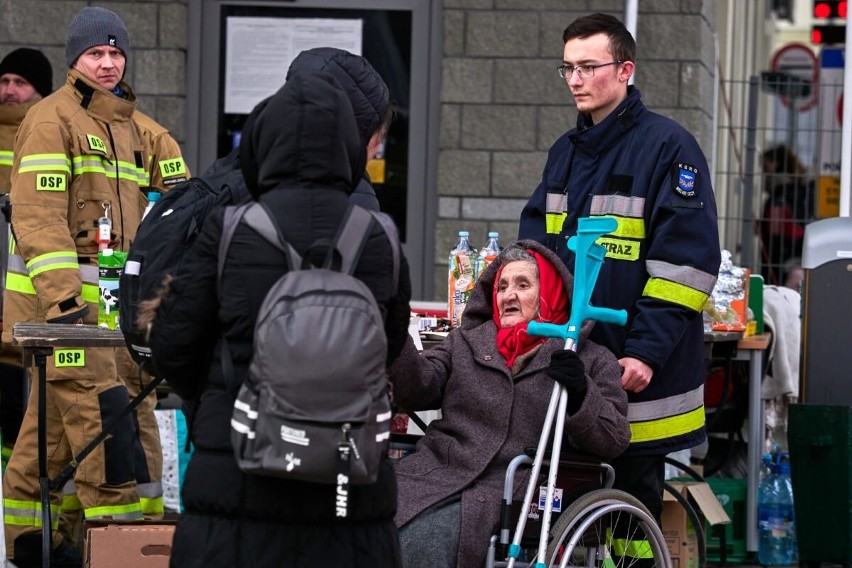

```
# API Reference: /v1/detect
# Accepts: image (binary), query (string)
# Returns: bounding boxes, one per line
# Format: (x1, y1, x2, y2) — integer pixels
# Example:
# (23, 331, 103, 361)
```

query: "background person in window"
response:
(759, 144, 814, 286)
(390, 241, 629, 568)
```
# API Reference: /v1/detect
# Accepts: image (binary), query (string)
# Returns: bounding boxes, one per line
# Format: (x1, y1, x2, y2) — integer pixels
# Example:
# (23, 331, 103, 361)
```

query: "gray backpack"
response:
(218, 202, 399, 517)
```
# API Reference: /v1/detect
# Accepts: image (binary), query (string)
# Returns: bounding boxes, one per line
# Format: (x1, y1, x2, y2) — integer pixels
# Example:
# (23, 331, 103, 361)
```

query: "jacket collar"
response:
(66, 69, 136, 122)
(569, 85, 643, 155)
(0, 103, 29, 127)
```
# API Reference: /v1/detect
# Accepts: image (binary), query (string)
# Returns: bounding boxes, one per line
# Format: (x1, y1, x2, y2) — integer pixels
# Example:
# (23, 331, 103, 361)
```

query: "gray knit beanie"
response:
(65, 7, 130, 68)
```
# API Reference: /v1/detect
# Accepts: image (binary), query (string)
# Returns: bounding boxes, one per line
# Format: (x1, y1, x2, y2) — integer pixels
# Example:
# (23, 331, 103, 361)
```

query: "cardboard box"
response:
(85, 522, 175, 568)
(661, 482, 731, 568)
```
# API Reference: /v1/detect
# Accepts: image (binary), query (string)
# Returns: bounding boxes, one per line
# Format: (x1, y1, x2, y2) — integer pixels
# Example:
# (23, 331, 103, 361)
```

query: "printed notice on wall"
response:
(224, 17, 363, 114)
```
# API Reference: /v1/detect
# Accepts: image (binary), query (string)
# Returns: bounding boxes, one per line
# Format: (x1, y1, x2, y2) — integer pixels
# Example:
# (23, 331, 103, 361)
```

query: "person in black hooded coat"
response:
(149, 72, 411, 567)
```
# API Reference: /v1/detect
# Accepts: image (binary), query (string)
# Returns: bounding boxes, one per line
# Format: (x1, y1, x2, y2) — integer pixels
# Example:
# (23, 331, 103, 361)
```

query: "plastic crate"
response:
(704, 478, 747, 563)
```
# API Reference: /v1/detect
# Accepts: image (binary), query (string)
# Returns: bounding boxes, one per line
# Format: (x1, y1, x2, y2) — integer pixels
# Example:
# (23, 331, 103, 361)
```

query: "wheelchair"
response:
(391, 429, 671, 568)
(484, 448, 671, 568)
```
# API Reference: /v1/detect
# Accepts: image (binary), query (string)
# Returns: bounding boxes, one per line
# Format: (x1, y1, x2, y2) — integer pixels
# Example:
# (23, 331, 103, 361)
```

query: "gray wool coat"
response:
(389, 240, 630, 568)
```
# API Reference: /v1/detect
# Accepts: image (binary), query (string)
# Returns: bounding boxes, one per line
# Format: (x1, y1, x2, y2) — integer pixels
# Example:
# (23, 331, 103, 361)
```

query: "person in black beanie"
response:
(0, 48, 52, 106)
(0, 46, 52, 480)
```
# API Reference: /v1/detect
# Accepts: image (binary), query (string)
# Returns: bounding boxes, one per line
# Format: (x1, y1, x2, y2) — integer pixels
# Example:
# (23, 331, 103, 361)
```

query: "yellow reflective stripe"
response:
(546, 212, 567, 234)
(84, 501, 143, 520)
(72, 156, 145, 184)
(18, 154, 72, 175)
(82, 282, 99, 303)
(26, 251, 79, 278)
(5, 272, 36, 295)
(607, 526, 654, 559)
(140, 496, 165, 516)
(629, 406, 705, 444)
(3, 498, 60, 528)
(628, 385, 704, 422)
(607, 215, 645, 239)
(643, 277, 708, 311)
(646, 259, 717, 295)
(598, 237, 640, 261)
(0, 150, 12, 166)
(60, 493, 82, 512)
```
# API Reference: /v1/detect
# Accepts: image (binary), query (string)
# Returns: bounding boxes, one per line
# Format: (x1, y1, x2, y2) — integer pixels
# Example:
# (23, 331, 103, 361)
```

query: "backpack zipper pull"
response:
(341, 423, 361, 461)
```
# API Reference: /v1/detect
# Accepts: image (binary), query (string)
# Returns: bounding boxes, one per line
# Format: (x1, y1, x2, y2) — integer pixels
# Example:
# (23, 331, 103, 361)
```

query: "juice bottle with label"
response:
(448, 230, 477, 328)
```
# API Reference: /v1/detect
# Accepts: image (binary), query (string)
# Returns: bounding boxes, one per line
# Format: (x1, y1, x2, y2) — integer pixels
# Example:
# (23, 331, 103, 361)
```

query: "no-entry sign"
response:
(770, 43, 819, 111)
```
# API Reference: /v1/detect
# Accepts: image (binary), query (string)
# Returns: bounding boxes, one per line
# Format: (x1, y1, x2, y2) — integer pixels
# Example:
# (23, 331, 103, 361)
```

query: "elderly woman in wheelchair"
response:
(389, 241, 635, 568)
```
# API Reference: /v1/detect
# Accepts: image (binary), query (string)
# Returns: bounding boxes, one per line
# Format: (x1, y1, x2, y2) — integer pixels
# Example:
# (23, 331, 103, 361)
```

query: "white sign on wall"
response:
(224, 17, 363, 115)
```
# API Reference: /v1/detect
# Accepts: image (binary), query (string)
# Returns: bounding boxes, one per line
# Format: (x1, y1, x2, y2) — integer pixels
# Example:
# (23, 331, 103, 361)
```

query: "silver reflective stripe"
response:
(546, 192, 568, 214)
(590, 194, 645, 217)
(125, 260, 141, 276)
(135, 481, 163, 498)
(376, 431, 390, 442)
(25, 253, 77, 275)
(376, 411, 392, 422)
(7, 253, 26, 273)
(627, 384, 704, 422)
(646, 259, 717, 294)
(80, 264, 98, 285)
(85, 510, 141, 521)
(62, 480, 76, 496)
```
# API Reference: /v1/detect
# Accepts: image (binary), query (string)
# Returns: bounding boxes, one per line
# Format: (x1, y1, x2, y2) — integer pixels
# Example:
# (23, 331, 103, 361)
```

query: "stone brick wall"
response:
(0, 0, 189, 144)
(434, 0, 716, 300)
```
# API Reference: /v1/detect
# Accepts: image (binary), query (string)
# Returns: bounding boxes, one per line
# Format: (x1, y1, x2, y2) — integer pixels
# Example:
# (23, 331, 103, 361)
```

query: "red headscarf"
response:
(492, 250, 569, 368)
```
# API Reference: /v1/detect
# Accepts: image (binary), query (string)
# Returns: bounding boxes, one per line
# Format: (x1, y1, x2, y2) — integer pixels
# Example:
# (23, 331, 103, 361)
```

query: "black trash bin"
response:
(788, 403, 852, 564)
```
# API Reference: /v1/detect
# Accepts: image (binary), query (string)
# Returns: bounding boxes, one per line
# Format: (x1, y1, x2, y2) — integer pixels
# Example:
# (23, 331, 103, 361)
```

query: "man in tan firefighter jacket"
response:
(2, 8, 188, 566)
(0, 47, 53, 474)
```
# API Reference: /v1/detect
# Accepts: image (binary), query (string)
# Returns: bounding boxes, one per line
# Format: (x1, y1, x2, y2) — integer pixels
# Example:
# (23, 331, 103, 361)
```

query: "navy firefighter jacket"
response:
(519, 86, 721, 456)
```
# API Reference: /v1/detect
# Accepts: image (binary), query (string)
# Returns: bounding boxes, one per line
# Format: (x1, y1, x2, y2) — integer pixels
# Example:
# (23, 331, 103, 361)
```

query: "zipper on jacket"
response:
(104, 123, 124, 245)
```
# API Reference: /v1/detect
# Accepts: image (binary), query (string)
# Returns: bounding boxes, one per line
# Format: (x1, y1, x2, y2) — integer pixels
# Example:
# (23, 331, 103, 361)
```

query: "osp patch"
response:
(673, 162, 699, 197)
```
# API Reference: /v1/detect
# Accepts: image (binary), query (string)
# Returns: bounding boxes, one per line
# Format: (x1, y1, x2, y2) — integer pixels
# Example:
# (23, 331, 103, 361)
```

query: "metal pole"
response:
(741, 76, 760, 268)
(840, 19, 852, 216)
(624, 0, 638, 86)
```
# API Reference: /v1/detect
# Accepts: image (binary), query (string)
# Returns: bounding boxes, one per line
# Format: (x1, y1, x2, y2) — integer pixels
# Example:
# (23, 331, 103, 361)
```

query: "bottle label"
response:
(448, 252, 476, 328)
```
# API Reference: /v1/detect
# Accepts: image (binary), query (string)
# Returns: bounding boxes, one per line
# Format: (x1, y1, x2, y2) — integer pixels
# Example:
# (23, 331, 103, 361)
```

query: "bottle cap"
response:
(488, 231, 499, 238)
(459, 230, 469, 237)
(147, 191, 160, 201)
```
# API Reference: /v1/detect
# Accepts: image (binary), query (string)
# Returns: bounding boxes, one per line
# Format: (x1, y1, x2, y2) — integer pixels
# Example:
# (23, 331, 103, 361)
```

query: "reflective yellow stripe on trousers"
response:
(3, 498, 60, 530)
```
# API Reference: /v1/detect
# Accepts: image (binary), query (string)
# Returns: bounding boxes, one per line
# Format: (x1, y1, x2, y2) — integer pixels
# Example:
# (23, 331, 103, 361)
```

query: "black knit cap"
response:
(0, 48, 53, 98)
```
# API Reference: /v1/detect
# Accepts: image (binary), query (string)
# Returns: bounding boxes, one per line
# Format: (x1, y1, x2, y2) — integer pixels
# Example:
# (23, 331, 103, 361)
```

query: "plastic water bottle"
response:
(757, 450, 796, 566)
(476, 231, 502, 278)
(142, 191, 161, 220)
(448, 231, 477, 328)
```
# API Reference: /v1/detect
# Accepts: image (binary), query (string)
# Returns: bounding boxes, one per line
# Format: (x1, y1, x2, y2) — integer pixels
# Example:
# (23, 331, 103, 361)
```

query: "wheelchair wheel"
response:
(544, 488, 671, 568)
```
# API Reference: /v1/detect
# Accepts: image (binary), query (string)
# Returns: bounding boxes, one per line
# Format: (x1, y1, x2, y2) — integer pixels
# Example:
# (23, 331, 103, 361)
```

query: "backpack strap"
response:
(334, 205, 401, 292)
(241, 202, 302, 268)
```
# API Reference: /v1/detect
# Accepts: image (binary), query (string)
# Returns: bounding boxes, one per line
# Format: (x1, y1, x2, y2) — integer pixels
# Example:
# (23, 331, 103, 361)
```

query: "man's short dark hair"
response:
(562, 13, 636, 63)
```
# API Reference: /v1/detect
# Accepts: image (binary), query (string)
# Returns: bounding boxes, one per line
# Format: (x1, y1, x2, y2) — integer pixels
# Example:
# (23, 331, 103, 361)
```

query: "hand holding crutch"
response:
(505, 216, 627, 568)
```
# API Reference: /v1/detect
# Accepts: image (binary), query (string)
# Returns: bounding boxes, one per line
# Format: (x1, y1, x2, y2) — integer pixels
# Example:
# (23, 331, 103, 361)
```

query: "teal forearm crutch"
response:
(505, 217, 627, 568)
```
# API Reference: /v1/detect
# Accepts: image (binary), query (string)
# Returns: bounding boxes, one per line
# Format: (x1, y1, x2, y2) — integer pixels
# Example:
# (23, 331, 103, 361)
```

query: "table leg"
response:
(33, 349, 52, 567)
(746, 347, 764, 553)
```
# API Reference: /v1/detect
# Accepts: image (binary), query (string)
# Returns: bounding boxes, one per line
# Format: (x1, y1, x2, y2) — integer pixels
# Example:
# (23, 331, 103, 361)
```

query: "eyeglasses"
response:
(557, 61, 622, 80)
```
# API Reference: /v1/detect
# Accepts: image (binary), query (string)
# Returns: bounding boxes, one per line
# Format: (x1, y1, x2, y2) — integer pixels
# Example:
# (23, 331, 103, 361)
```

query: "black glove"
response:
(547, 349, 587, 415)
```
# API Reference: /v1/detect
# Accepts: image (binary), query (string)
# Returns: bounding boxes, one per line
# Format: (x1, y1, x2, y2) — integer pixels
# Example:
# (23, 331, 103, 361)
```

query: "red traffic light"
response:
(812, 24, 846, 44)
(814, 0, 847, 18)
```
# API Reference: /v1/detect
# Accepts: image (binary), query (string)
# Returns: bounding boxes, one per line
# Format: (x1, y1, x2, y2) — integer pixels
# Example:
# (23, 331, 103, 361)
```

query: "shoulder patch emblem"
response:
(673, 162, 699, 197)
